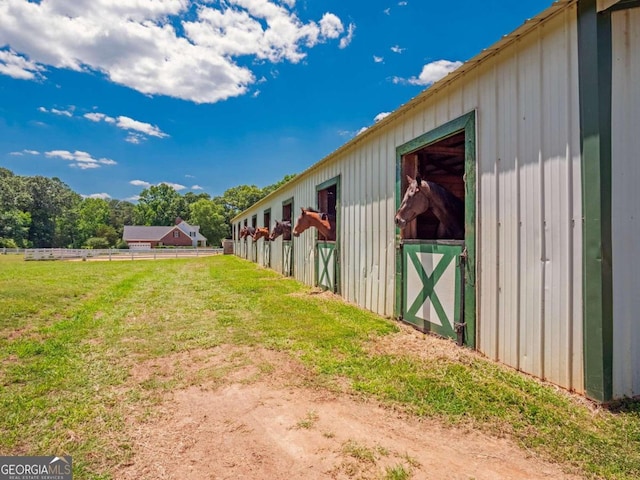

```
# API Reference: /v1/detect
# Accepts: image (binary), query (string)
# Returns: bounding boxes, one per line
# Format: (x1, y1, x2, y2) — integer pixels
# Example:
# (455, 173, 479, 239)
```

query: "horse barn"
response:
(231, 0, 639, 403)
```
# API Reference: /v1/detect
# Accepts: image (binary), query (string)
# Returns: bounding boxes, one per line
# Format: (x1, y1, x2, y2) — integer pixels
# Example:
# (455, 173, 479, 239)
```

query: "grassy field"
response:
(0, 254, 638, 479)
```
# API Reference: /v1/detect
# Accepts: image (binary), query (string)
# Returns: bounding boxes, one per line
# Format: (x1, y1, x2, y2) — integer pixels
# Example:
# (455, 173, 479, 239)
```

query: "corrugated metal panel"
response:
(231, 2, 583, 392)
(611, 8, 640, 398)
(471, 5, 582, 393)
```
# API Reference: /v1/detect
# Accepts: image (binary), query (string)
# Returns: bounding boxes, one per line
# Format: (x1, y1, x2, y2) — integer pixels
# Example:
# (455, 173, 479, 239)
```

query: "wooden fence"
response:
(24, 248, 224, 261)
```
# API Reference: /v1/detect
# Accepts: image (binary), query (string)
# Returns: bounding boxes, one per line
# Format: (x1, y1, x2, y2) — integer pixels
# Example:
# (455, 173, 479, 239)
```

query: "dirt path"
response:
(116, 334, 582, 480)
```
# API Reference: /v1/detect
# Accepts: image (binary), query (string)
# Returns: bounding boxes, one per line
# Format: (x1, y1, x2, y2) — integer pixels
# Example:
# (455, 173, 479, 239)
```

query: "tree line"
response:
(0, 167, 295, 249)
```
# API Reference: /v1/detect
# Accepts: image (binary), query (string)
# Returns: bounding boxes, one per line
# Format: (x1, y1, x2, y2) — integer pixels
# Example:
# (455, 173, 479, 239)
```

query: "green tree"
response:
(95, 225, 119, 247)
(83, 237, 110, 249)
(23, 176, 81, 247)
(133, 184, 188, 226)
(0, 168, 31, 247)
(189, 198, 228, 247)
(108, 199, 136, 237)
(77, 198, 111, 245)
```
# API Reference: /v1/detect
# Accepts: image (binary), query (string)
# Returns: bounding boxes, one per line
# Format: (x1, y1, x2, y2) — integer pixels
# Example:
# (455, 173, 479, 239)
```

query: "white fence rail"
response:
(1, 248, 26, 255)
(24, 248, 223, 261)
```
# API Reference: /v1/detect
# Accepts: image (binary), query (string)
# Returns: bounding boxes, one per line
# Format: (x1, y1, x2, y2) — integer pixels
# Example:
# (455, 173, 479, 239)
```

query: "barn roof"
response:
(232, 0, 575, 222)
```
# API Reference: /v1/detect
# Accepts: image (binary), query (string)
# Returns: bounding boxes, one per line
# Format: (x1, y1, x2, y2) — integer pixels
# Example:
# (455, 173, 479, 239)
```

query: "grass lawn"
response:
(0, 254, 638, 479)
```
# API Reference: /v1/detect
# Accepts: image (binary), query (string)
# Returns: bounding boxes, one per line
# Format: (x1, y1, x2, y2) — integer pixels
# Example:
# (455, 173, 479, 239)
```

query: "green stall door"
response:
(402, 241, 464, 342)
(316, 241, 337, 292)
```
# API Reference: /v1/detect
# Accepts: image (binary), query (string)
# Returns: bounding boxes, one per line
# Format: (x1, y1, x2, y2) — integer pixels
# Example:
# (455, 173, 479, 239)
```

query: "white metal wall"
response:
(233, 4, 583, 393)
(611, 7, 640, 399)
(474, 6, 583, 393)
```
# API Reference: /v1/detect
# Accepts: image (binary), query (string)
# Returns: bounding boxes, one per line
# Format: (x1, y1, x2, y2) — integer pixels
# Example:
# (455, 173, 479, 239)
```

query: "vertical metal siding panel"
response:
(358, 147, 373, 308)
(611, 9, 640, 398)
(496, 49, 520, 368)
(370, 139, 381, 312)
(448, 87, 464, 121)
(541, 14, 573, 388)
(342, 153, 354, 303)
(386, 129, 398, 316)
(351, 152, 360, 305)
(567, 7, 583, 394)
(476, 63, 500, 360)
(517, 30, 544, 379)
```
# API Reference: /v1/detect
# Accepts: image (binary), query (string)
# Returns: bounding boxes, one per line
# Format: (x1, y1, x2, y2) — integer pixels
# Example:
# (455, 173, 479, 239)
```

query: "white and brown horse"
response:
(395, 175, 464, 239)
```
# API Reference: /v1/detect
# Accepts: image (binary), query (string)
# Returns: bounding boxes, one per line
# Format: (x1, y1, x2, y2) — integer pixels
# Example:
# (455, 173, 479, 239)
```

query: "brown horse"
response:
(252, 227, 270, 241)
(269, 220, 291, 241)
(239, 225, 255, 239)
(293, 207, 336, 241)
(395, 175, 464, 239)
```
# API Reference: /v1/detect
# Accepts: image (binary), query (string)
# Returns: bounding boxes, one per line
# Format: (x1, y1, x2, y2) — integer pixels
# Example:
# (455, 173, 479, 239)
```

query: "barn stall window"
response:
(263, 208, 271, 233)
(282, 198, 294, 241)
(399, 131, 466, 240)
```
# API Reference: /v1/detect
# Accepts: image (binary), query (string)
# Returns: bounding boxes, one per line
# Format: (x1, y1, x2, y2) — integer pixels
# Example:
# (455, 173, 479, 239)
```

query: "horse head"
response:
(293, 207, 335, 241)
(269, 220, 291, 241)
(252, 227, 269, 241)
(395, 175, 431, 228)
(292, 208, 310, 237)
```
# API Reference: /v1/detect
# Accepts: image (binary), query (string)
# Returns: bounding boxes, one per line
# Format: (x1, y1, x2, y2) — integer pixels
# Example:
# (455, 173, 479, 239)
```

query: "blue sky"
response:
(0, 0, 552, 201)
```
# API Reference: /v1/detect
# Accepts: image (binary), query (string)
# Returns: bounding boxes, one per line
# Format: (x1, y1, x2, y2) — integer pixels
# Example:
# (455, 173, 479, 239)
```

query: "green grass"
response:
(0, 254, 639, 479)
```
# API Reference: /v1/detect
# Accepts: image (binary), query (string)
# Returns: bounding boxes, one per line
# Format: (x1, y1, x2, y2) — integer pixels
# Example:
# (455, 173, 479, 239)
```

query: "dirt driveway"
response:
(116, 326, 582, 480)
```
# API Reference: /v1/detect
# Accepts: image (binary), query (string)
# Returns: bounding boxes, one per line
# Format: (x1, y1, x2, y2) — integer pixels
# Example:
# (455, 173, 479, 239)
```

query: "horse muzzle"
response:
(394, 216, 407, 228)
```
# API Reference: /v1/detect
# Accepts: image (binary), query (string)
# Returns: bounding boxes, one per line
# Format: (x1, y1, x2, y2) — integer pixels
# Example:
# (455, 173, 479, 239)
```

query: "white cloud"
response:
(191, 185, 203, 190)
(130, 179, 187, 191)
(0, 48, 45, 80)
(383, 8, 391, 15)
(45, 149, 117, 169)
(398, 1, 408, 6)
(374, 112, 391, 123)
(130, 179, 152, 188)
(117, 116, 168, 138)
(126, 195, 141, 202)
(395, 59, 463, 86)
(390, 45, 405, 54)
(83, 111, 168, 141)
(319, 13, 343, 39)
(86, 192, 111, 199)
(339, 23, 355, 49)
(39, 106, 74, 117)
(161, 182, 187, 191)
(373, 55, 383, 63)
(10, 149, 39, 156)
(0, 0, 349, 103)
(185, 174, 195, 178)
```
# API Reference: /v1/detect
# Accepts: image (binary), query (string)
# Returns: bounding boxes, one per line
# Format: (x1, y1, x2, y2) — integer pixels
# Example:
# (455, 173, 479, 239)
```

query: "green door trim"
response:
(316, 175, 341, 294)
(282, 197, 294, 277)
(578, 0, 613, 402)
(394, 111, 476, 347)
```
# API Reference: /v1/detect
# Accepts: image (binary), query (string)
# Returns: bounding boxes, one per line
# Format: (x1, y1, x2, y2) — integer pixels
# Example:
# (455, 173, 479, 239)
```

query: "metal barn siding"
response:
(468, 5, 583, 393)
(232, 2, 584, 393)
(611, 7, 640, 398)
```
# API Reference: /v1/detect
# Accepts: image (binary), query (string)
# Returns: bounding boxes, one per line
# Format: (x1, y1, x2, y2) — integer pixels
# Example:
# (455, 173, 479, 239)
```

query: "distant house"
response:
(123, 218, 208, 249)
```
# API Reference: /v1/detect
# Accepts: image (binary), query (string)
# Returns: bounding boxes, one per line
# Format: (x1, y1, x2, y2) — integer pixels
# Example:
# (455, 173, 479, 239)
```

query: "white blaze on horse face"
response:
(395, 179, 422, 227)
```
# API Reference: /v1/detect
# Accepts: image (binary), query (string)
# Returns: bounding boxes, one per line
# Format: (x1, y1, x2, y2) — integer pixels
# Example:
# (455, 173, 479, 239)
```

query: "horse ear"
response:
(320, 213, 328, 221)
(406, 174, 413, 184)
(415, 175, 422, 186)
